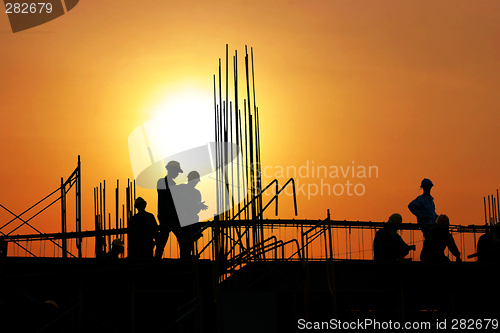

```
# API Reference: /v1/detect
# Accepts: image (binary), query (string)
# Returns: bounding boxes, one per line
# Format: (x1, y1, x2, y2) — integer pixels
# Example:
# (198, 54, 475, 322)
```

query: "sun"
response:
(144, 87, 215, 160)
(128, 86, 217, 188)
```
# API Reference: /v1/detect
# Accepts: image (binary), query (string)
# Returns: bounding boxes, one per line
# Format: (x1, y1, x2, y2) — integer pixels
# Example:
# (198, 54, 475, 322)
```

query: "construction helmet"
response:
(187, 171, 201, 182)
(388, 213, 403, 224)
(420, 178, 433, 187)
(112, 239, 124, 247)
(436, 214, 449, 226)
(166, 160, 183, 173)
(135, 197, 147, 207)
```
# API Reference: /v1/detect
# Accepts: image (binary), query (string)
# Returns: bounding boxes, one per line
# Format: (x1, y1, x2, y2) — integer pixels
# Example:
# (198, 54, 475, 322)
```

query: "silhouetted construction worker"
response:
(420, 214, 461, 262)
(177, 171, 209, 253)
(128, 197, 158, 259)
(177, 171, 208, 226)
(408, 178, 439, 238)
(155, 160, 191, 259)
(373, 213, 416, 261)
(105, 238, 124, 259)
(476, 222, 500, 263)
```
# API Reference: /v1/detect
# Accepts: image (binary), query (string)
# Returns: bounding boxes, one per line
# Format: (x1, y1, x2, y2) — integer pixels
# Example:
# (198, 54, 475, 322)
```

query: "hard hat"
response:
(112, 239, 124, 247)
(166, 160, 183, 173)
(187, 171, 201, 181)
(436, 214, 449, 226)
(135, 197, 146, 205)
(420, 178, 433, 187)
(388, 213, 402, 224)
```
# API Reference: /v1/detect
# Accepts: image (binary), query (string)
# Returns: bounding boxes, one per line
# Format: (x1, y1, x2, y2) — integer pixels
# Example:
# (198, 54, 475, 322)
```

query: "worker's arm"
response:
(408, 199, 425, 220)
(408, 198, 433, 222)
(447, 233, 462, 261)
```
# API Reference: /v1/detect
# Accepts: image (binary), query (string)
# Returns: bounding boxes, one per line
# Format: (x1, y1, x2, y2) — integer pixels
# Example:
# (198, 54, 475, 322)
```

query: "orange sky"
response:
(1, 0, 500, 247)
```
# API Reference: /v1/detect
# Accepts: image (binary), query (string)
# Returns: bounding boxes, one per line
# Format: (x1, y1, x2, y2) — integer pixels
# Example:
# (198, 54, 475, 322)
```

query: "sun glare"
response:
(145, 88, 215, 158)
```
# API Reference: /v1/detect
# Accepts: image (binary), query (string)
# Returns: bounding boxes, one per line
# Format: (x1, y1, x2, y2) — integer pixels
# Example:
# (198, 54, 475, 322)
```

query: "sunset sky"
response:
(1, 0, 500, 252)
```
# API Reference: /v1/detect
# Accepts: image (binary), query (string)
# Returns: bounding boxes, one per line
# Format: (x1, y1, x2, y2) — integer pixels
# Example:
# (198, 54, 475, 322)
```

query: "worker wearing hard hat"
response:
(408, 178, 439, 238)
(175, 171, 209, 256)
(420, 214, 461, 262)
(105, 238, 124, 259)
(128, 197, 158, 259)
(373, 213, 416, 261)
(155, 160, 183, 259)
(177, 171, 208, 227)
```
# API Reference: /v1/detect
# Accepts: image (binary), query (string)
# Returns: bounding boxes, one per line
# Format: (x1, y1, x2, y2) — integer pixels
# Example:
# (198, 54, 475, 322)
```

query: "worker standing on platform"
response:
(420, 214, 461, 262)
(373, 213, 416, 261)
(408, 178, 439, 238)
(128, 197, 158, 259)
(155, 160, 190, 259)
(177, 171, 209, 255)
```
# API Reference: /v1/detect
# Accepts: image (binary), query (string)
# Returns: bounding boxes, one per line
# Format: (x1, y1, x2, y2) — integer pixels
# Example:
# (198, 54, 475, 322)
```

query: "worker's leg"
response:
(174, 226, 193, 259)
(154, 224, 171, 259)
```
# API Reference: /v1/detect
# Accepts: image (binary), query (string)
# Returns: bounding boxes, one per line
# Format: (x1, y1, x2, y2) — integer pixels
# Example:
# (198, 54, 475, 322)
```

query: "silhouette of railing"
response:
(0, 156, 81, 258)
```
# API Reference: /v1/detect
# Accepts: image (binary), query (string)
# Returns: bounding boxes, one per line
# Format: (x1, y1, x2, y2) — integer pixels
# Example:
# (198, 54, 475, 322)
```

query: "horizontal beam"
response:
(0, 219, 492, 242)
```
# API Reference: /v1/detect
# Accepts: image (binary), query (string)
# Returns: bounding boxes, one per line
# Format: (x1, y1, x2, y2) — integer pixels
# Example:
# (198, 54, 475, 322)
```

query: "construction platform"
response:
(1, 257, 498, 332)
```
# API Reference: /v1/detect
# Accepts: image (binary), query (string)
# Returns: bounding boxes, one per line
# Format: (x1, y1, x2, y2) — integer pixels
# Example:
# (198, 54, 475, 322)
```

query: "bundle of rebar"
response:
(212, 44, 265, 262)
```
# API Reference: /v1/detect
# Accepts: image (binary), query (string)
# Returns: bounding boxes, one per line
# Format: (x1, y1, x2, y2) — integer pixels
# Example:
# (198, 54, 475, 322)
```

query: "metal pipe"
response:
(116, 180, 119, 231)
(77, 155, 82, 258)
(60, 177, 67, 258)
(484, 197, 488, 225)
(488, 195, 491, 225)
(497, 189, 499, 223)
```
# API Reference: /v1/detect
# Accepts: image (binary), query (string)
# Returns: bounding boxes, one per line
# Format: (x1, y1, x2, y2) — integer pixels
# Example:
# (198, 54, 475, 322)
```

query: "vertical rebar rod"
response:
(492, 195, 495, 225)
(219, 58, 222, 221)
(255, 106, 262, 217)
(245, 47, 256, 222)
(94, 187, 98, 257)
(122, 204, 125, 251)
(234, 51, 241, 224)
(116, 180, 119, 231)
(126, 180, 131, 228)
(255, 106, 264, 256)
(488, 195, 492, 225)
(104, 180, 108, 249)
(490, 195, 494, 225)
(100, 182, 105, 251)
(497, 189, 499, 223)
(484, 197, 488, 225)
(230, 101, 234, 220)
(238, 108, 249, 251)
(217, 104, 222, 221)
(214, 75, 220, 218)
(244, 102, 249, 221)
(224, 46, 233, 225)
(77, 155, 82, 258)
(60, 177, 67, 258)
(77, 157, 83, 332)
(251, 47, 262, 219)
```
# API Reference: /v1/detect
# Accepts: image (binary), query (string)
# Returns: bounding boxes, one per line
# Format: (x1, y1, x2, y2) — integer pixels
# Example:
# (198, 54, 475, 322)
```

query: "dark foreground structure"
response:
(1, 247, 499, 332)
(2, 47, 500, 331)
